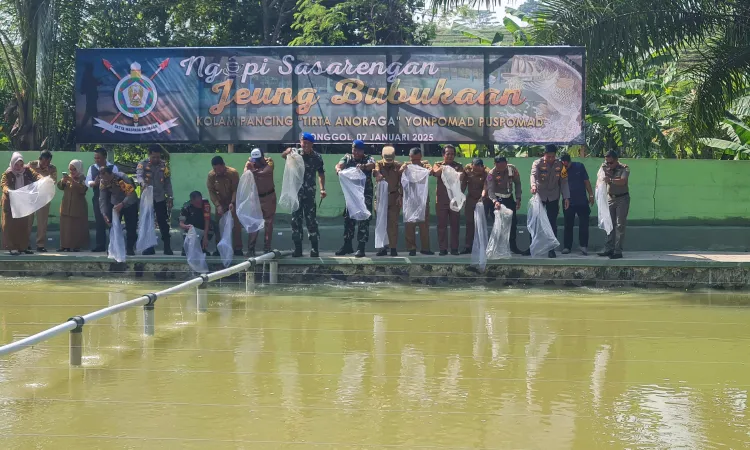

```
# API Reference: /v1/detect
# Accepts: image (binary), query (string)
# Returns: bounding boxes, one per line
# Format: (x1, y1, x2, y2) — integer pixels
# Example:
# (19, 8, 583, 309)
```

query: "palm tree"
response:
(430, 0, 750, 134)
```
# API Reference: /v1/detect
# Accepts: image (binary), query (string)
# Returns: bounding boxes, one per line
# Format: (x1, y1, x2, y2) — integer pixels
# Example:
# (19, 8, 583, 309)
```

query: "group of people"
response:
(1, 134, 630, 260)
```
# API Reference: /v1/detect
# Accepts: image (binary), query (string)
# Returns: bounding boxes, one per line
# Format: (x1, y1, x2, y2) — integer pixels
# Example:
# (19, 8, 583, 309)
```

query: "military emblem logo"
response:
(95, 59, 178, 135)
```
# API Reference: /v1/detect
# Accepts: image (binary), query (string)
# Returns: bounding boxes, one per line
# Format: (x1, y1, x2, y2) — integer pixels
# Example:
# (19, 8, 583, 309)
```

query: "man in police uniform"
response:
(460, 158, 488, 254)
(485, 156, 524, 254)
(431, 144, 464, 256)
(281, 132, 326, 257)
(335, 140, 375, 258)
(373, 145, 402, 256)
(86, 148, 120, 252)
(244, 148, 276, 257)
(136, 145, 174, 255)
(598, 150, 630, 259)
(99, 166, 139, 256)
(529, 145, 570, 258)
(206, 155, 243, 256)
(399, 147, 434, 257)
(27, 150, 57, 252)
(178, 191, 215, 255)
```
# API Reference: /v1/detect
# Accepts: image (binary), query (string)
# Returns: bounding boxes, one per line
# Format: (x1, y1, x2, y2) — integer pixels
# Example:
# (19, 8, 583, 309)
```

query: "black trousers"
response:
(92, 193, 108, 249)
(498, 196, 522, 252)
(563, 204, 590, 249)
(106, 203, 138, 251)
(154, 200, 171, 245)
(543, 199, 559, 237)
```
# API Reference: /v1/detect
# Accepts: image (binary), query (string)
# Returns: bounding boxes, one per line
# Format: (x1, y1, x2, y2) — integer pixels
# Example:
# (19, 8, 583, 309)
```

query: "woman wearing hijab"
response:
(1, 152, 42, 255)
(57, 160, 89, 252)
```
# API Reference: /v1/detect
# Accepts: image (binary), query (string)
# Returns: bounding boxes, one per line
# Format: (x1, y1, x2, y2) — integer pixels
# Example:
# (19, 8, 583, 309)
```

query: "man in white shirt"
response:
(85, 147, 120, 252)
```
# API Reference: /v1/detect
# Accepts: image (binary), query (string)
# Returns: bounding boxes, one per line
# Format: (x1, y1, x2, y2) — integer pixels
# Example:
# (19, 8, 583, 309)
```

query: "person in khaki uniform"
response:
(244, 148, 276, 257)
(207, 155, 243, 256)
(486, 156, 524, 254)
(598, 150, 630, 259)
(56, 159, 89, 252)
(27, 150, 57, 252)
(460, 158, 488, 254)
(399, 147, 434, 257)
(2, 152, 42, 255)
(373, 146, 402, 257)
(431, 144, 464, 256)
(529, 145, 570, 258)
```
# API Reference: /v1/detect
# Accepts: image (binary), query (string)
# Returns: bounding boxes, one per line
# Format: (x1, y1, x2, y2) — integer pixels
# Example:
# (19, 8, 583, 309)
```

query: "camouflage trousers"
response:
(291, 193, 319, 242)
(343, 190, 373, 244)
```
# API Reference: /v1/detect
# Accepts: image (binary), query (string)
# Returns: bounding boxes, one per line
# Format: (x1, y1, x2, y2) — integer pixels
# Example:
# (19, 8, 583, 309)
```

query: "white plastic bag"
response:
(135, 186, 158, 253)
(217, 212, 234, 267)
(486, 205, 513, 260)
(596, 167, 614, 234)
(339, 167, 371, 221)
(236, 171, 265, 233)
(374, 180, 389, 248)
(108, 210, 127, 263)
(9, 176, 55, 218)
(527, 194, 560, 257)
(401, 164, 429, 223)
(183, 227, 208, 273)
(441, 165, 466, 212)
(279, 150, 305, 213)
(471, 202, 488, 271)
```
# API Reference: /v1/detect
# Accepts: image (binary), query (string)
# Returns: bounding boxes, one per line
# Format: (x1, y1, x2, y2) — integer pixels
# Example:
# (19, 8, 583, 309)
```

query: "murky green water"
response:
(0, 280, 749, 449)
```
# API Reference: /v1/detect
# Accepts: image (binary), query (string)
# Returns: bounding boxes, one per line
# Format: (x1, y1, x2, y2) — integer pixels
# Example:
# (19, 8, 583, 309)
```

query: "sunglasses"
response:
(606, 161, 617, 165)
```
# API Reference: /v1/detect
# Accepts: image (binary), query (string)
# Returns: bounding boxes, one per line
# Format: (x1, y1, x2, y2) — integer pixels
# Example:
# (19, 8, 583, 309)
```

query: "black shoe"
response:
(390, 248, 398, 257)
(450, 249, 460, 256)
(247, 248, 256, 258)
(548, 250, 556, 258)
(293, 241, 303, 257)
(409, 250, 417, 256)
(335, 240, 354, 256)
(126, 248, 135, 256)
(23, 249, 34, 255)
(354, 243, 366, 258)
(163, 243, 173, 256)
(142, 247, 156, 256)
(439, 249, 448, 256)
(91, 246, 106, 253)
(212, 250, 221, 257)
(376, 247, 388, 257)
(421, 250, 435, 255)
(598, 250, 613, 257)
(609, 253, 623, 260)
(310, 237, 320, 257)
(461, 247, 472, 255)
(233, 249, 244, 257)
(521, 249, 531, 256)
(36, 247, 47, 253)
(181, 250, 186, 257)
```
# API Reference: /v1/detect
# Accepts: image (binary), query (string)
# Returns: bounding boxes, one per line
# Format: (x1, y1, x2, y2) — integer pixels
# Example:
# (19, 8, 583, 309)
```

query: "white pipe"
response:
(0, 321, 77, 357)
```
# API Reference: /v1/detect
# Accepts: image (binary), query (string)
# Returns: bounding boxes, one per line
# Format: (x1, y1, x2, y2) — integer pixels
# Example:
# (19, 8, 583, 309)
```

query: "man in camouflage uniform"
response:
(282, 132, 326, 257)
(486, 156, 524, 254)
(335, 140, 375, 258)
(431, 144, 464, 256)
(598, 150, 630, 259)
(529, 145, 570, 258)
(460, 158, 488, 254)
(373, 145, 402, 257)
(136, 145, 174, 255)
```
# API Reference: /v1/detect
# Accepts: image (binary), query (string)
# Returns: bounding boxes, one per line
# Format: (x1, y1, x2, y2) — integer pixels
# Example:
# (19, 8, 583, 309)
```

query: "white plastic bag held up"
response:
(236, 171, 265, 233)
(596, 167, 613, 234)
(108, 210, 127, 263)
(441, 165, 466, 212)
(486, 205, 513, 260)
(279, 151, 305, 213)
(401, 164, 429, 223)
(374, 180, 389, 249)
(135, 186, 158, 253)
(183, 227, 208, 273)
(471, 202, 489, 271)
(9, 176, 55, 218)
(339, 167, 371, 221)
(217, 213, 234, 267)
(527, 194, 560, 257)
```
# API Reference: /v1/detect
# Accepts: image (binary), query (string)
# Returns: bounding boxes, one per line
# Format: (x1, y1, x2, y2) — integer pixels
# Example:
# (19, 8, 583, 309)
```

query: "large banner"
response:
(75, 47, 585, 145)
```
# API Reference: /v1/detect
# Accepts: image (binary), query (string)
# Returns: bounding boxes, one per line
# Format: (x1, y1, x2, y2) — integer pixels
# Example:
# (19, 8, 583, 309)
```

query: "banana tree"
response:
(699, 117, 750, 160)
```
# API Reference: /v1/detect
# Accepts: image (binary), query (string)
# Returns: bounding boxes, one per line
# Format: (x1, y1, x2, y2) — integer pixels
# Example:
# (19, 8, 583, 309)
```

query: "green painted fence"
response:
(6, 151, 750, 228)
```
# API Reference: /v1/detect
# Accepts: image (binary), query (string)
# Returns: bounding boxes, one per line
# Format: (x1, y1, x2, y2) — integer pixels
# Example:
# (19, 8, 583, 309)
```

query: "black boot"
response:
(376, 247, 388, 256)
(163, 240, 173, 256)
(310, 237, 319, 257)
(335, 240, 354, 256)
(461, 247, 472, 254)
(126, 247, 135, 256)
(143, 247, 156, 256)
(247, 248, 256, 258)
(293, 241, 302, 257)
(354, 242, 366, 258)
(390, 248, 398, 257)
